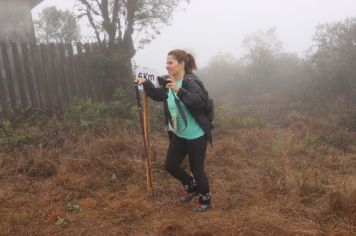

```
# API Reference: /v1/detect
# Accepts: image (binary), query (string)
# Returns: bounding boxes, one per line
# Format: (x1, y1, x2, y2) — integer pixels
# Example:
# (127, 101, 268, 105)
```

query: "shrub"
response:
(64, 98, 107, 127)
(0, 119, 27, 146)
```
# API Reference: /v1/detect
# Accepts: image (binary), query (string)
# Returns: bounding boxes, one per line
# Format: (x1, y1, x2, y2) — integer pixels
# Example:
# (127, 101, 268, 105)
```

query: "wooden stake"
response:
(143, 92, 153, 195)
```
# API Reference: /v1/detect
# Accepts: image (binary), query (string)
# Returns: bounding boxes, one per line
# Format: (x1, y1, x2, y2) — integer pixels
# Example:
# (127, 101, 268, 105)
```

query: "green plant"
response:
(0, 119, 27, 146)
(64, 203, 81, 213)
(106, 88, 135, 119)
(55, 216, 68, 226)
(64, 98, 107, 127)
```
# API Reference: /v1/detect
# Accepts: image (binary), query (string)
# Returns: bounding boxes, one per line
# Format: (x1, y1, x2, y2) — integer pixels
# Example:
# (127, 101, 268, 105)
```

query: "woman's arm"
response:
(177, 80, 205, 110)
(142, 80, 168, 102)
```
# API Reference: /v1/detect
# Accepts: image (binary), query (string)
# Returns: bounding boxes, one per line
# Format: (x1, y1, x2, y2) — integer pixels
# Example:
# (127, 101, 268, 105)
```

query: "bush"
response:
(85, 48, 132, 100)
(0, 119, 27, 146)
(64, 98, 107, 127)
(107, 88, 137, 120)
(64, 92, 141, 129)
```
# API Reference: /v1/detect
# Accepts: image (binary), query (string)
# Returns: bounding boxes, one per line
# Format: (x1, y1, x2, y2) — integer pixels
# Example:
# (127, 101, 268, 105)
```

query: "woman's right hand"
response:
(134, 78, 147, 85)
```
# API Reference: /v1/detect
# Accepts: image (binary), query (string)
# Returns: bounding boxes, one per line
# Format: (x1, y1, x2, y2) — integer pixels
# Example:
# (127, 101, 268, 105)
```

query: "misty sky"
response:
(32, 0, 356, 74)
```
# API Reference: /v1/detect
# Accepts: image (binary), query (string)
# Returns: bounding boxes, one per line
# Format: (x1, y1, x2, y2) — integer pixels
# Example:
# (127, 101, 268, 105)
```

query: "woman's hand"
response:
(134, 78, 146, 85)
(166, 76, 180, 92)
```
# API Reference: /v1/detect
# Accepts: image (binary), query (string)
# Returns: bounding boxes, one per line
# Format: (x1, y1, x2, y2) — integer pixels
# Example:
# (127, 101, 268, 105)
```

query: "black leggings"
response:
(165, 133, 210, 194)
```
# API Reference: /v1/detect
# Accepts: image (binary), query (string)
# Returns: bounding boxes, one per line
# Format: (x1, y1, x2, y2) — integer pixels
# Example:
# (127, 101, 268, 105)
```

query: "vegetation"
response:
(34, 6, 81, 43)
(199, 17, 356, 111)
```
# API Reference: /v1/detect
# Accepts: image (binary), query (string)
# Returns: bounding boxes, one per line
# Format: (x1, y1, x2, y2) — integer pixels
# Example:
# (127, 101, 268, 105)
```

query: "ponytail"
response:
(185, 53, 197, 74)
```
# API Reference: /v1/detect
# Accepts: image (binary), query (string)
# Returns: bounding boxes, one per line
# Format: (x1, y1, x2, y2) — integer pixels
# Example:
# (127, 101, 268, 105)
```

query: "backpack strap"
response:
(171, 89, 188, 131)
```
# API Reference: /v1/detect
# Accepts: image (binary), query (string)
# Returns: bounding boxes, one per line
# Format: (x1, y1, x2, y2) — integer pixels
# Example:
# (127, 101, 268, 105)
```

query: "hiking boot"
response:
(193, 192, 211, 212)
(179, 179, 197, 204)
(193, 202, 211, 212)
(179, 191, 196, 204)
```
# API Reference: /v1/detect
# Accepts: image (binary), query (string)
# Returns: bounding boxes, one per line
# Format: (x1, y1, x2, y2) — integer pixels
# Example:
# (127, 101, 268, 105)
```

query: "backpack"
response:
(192, 79, 215, 124)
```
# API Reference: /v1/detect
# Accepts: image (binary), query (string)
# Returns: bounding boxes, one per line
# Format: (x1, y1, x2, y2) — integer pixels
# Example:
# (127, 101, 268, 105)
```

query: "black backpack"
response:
(191, 79, 215, 124)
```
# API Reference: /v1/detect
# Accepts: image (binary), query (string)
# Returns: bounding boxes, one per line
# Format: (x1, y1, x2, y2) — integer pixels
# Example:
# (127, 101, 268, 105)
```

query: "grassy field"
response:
(0, 107, 355, 235)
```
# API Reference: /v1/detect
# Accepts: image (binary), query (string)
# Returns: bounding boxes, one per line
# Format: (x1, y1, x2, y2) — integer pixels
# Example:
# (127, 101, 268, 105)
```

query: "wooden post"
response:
(67, 44, 80, 98)
(1, 42, 19, 112)
(76, 42, 89, 98)
(11, 42, 28, 110)
(0, 69, 8, 115)
(30, 44, 46, 110)
(143, 92, 153, 196)
(57, 44, 71, 105)
(21, 43, 39, 108)
(40, 44, 54, 113)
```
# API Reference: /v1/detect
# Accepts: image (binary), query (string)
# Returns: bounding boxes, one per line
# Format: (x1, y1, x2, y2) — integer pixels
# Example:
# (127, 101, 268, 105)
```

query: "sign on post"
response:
(134, 65, 156, 195)
(135, 66, 158, 90)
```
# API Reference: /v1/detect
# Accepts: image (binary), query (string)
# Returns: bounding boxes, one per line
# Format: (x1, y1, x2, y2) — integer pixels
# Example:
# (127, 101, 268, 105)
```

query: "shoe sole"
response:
(193, 204, 211, 212)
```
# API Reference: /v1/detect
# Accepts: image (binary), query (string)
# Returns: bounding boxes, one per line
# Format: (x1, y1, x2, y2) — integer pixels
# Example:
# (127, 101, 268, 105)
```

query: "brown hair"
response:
(168, 49, 197, 74)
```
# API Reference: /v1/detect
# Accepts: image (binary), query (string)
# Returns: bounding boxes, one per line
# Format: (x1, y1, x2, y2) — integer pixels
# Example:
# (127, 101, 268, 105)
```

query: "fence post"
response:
(0, 69, 8, 115)
(1, 42, 18, 112)
(58, 43, 72, 103)
(30, 44, 46, 110)
(76, 42, 90, 99)
(11, 42, 28, 110)
(67, 44, 80, 98)
(21, 43, 39, 108)
(40, 44, 55, 114)
(48, 43, 64, 113)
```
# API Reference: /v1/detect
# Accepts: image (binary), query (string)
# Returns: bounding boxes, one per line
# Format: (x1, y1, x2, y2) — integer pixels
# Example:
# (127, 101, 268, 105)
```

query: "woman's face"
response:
(166, 55, 184, 76)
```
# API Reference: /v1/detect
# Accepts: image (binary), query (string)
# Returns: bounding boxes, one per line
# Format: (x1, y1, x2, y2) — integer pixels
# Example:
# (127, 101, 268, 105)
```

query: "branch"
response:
(77, 0, 101, 16)
(86, 9, 102, 44)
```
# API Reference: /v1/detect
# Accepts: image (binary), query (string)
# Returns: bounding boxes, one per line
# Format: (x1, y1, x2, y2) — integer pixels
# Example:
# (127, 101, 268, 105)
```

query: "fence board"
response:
(1, 42, 18, 111)
(11, 42, 28, 110)
(21, 43, 39, 108)
(30, 44, 47, 110)
(47, 43, 63, 113)
(40, 44, 54, 113)
(0, 70, 8, 114)
(75, 43, 88, 98)
(58, 43, 72, 102)
(68, 44, 80, 98)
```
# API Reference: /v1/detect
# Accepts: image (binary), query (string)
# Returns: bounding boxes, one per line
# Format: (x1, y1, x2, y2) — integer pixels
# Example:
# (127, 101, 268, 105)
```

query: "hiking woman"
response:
(135, 49, 212, 212)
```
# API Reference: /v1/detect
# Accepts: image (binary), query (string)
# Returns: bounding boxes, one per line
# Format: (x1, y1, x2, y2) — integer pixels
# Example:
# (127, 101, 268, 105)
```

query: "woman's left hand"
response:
(166, 76, 179, 92)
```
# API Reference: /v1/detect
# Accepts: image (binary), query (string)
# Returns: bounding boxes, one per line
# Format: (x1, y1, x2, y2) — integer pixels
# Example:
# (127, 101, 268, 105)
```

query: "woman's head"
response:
(166, 49, 197, 76)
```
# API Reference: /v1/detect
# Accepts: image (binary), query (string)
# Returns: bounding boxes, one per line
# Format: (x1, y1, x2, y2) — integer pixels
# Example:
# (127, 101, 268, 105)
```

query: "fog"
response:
(33, 0, 356, 73)
(1, 2, 355, 234)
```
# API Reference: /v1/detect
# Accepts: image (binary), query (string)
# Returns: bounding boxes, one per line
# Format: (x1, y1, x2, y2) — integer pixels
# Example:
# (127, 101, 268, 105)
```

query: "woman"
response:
(136, 49, 212, 212)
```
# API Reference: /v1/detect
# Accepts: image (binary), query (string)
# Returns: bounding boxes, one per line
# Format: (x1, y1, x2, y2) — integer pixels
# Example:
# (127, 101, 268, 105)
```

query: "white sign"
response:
(136, 66, 158, 90)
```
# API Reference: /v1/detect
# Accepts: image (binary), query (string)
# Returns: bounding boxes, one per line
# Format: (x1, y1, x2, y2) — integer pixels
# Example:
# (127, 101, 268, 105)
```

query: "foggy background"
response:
(32, 0, 356, 73)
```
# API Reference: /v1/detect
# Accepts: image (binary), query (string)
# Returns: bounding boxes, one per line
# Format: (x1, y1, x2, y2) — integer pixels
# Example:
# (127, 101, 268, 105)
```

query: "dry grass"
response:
(0, 111, 355, 236)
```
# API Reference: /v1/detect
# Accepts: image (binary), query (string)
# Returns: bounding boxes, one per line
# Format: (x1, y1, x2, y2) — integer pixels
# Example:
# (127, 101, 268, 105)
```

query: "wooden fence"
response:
(0, 42, 98, 116)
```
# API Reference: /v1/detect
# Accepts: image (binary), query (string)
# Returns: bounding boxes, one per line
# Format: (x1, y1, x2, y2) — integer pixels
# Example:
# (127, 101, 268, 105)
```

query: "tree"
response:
(75, 0, 189, 99)
(242, 27, 283, 64)
(76, 0, 189, 58)
(311, 17, 356, 104)
(34, 6, 81, 43)
(240, 28, 284, 94)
